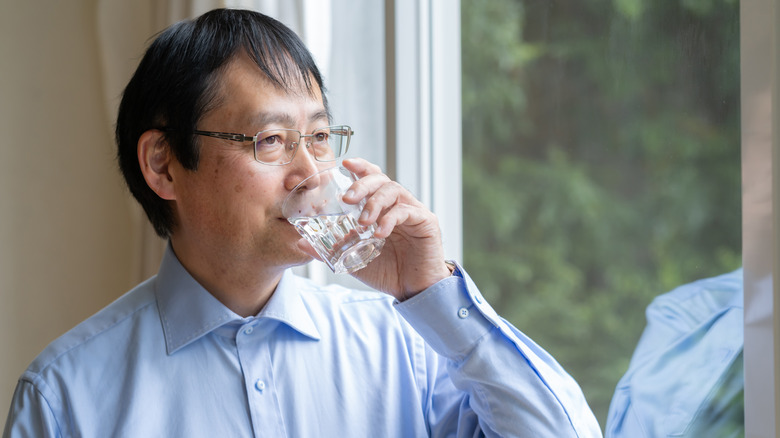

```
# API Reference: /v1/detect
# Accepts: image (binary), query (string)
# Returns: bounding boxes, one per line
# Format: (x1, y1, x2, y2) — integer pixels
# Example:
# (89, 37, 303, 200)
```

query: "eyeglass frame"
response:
(192, 125, 354, 166)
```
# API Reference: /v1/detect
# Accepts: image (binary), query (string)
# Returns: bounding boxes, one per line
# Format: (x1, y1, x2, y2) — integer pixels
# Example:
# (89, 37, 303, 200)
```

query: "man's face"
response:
(167, 54, 331, 272)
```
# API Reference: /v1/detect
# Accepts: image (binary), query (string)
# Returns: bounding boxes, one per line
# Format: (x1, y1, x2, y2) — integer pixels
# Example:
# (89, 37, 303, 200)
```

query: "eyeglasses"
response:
(193, 125, 353, 166)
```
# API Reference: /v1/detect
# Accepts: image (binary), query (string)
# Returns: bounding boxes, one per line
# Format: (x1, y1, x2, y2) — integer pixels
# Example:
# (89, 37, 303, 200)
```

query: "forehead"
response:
(215, 53, 324, 109)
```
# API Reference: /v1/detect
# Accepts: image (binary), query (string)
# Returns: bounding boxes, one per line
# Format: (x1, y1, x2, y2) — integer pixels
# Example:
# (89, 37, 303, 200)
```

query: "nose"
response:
(283, 140, 325, 192)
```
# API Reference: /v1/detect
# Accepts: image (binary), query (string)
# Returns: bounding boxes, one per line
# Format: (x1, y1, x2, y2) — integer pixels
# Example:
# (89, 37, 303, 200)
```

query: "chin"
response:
(267, 221, 316, 265)
(276, 254, 315, 272)
(275, 241, 315, 267)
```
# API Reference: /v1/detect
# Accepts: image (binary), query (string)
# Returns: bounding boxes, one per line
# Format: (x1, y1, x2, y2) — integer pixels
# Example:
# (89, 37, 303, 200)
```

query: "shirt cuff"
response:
(394, 262, 496, 360)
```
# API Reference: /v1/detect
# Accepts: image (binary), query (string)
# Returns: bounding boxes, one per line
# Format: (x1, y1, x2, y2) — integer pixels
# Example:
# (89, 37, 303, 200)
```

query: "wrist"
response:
(401, 261, 456, 301)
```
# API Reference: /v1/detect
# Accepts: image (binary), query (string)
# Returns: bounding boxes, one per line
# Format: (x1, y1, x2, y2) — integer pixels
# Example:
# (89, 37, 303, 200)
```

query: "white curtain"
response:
(97, 0, 233, 283)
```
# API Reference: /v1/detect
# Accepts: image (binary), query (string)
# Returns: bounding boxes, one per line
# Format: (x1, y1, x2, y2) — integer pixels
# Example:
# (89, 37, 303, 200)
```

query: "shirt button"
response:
(244, 326, 254, 335)
(458, 307, 470, 319)
(255, 379, 266, 393)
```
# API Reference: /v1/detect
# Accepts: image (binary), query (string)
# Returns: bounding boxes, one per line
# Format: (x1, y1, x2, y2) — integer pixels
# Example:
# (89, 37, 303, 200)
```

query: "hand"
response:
(296, 158, 452, 300)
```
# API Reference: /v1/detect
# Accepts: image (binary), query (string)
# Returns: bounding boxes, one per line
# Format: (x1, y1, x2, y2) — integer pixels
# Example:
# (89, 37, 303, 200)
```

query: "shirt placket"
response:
(236, 319, 287, 437)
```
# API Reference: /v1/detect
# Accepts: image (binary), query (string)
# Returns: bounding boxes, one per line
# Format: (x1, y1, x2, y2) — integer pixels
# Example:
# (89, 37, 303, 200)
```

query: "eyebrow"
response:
(252, 109, 331, 131)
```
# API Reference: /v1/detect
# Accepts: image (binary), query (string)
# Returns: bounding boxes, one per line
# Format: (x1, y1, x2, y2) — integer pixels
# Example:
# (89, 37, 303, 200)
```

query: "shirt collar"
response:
(155, 244, 320, 355)
(259, 268, 320, 340)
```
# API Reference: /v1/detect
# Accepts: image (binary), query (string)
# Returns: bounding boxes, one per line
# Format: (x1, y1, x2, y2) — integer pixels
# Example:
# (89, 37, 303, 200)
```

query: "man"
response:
(606, 269, 744, 437)
(4, 9, 600, 437)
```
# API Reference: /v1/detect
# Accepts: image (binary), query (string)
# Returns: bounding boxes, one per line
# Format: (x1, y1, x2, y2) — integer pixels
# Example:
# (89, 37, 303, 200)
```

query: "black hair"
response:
(116, 8, 327, 237)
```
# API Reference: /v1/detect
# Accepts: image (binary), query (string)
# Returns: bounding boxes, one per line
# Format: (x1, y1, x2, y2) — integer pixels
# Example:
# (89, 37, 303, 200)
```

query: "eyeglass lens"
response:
(254, 126, 351, 165)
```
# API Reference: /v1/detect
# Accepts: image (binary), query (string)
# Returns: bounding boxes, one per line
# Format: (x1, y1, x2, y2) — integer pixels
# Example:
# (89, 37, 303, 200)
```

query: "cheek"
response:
(232, 168, 254, 193)
(237, 177, 271, 200)
(203, 161, 282, 215)
(240, 168, 282, 200)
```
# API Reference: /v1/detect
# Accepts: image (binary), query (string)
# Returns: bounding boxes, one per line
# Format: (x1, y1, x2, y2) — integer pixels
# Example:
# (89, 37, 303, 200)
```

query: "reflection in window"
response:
(461, 0, 740, 425)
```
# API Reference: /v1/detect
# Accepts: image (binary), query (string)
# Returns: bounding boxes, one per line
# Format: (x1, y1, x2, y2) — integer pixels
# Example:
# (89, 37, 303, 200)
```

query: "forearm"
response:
(395, 262, 602, 437)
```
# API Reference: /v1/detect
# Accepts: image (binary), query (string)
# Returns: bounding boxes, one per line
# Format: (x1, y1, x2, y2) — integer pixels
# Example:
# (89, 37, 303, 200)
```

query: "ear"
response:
(137, 129, 176, 200)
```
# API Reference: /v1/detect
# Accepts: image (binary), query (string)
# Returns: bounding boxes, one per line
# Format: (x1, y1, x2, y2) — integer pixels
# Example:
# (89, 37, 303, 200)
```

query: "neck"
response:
(169, 239, 284, 318)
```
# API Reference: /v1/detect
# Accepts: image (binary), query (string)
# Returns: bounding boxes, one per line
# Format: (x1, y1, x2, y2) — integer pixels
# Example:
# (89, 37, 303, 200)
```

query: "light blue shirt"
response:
(5, 246, 601, 437)
(606, 269, 744, 437)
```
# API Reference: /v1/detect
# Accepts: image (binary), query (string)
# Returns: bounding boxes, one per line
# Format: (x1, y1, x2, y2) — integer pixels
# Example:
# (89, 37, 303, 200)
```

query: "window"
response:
(460, 0, 741, 429)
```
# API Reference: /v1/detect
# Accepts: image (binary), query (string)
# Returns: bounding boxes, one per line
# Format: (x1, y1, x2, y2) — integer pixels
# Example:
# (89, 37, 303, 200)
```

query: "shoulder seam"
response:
(16, 371, 66, 435)
(32, 296, 156, 375)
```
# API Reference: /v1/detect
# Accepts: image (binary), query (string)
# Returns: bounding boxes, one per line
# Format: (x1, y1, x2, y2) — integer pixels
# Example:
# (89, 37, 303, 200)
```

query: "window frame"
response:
(385, 0, 463, 262)
(741, 0, 779, 435)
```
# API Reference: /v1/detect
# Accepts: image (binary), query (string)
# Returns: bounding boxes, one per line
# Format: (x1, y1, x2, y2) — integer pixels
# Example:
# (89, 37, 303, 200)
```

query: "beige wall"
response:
(0, 0, 147, 423)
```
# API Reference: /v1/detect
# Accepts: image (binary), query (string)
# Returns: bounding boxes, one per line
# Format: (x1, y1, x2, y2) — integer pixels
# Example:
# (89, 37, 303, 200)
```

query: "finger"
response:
(358, 180, 407, 225)
(341, 172, 392, 204)
(342, 158, 383, 179)
(373, 204, 435, 239)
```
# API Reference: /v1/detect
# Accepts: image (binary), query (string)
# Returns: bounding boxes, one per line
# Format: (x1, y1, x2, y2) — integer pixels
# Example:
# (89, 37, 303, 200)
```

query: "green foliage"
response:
(461, 0, 741, 428)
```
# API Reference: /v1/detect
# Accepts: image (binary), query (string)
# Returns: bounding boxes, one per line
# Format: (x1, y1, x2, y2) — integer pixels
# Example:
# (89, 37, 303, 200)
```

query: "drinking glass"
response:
(282, 166, 384, 274)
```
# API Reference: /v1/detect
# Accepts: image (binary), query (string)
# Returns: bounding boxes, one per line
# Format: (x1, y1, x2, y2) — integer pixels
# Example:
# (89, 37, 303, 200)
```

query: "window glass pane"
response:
(461, 0, 741, 428)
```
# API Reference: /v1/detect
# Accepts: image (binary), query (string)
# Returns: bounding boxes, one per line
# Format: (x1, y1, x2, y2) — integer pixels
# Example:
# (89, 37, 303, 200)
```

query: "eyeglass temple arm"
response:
(193, 130, 255, 142)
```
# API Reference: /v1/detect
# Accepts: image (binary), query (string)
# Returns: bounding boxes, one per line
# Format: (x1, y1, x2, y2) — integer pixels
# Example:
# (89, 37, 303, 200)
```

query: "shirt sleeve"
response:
(604, 278, 744, 438)
(3, 375, 62, 438)
(394, 261, 602, 438)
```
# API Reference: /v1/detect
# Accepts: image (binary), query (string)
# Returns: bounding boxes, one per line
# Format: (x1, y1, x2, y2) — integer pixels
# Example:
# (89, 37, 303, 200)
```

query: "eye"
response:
(312, 132, 329, 143)
(258, 134, 284, 146)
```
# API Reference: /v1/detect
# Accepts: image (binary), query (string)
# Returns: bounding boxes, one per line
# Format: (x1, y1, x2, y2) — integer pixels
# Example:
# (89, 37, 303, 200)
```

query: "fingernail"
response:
(345, 189, 355, 200)
(360, 210, 369, 222)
